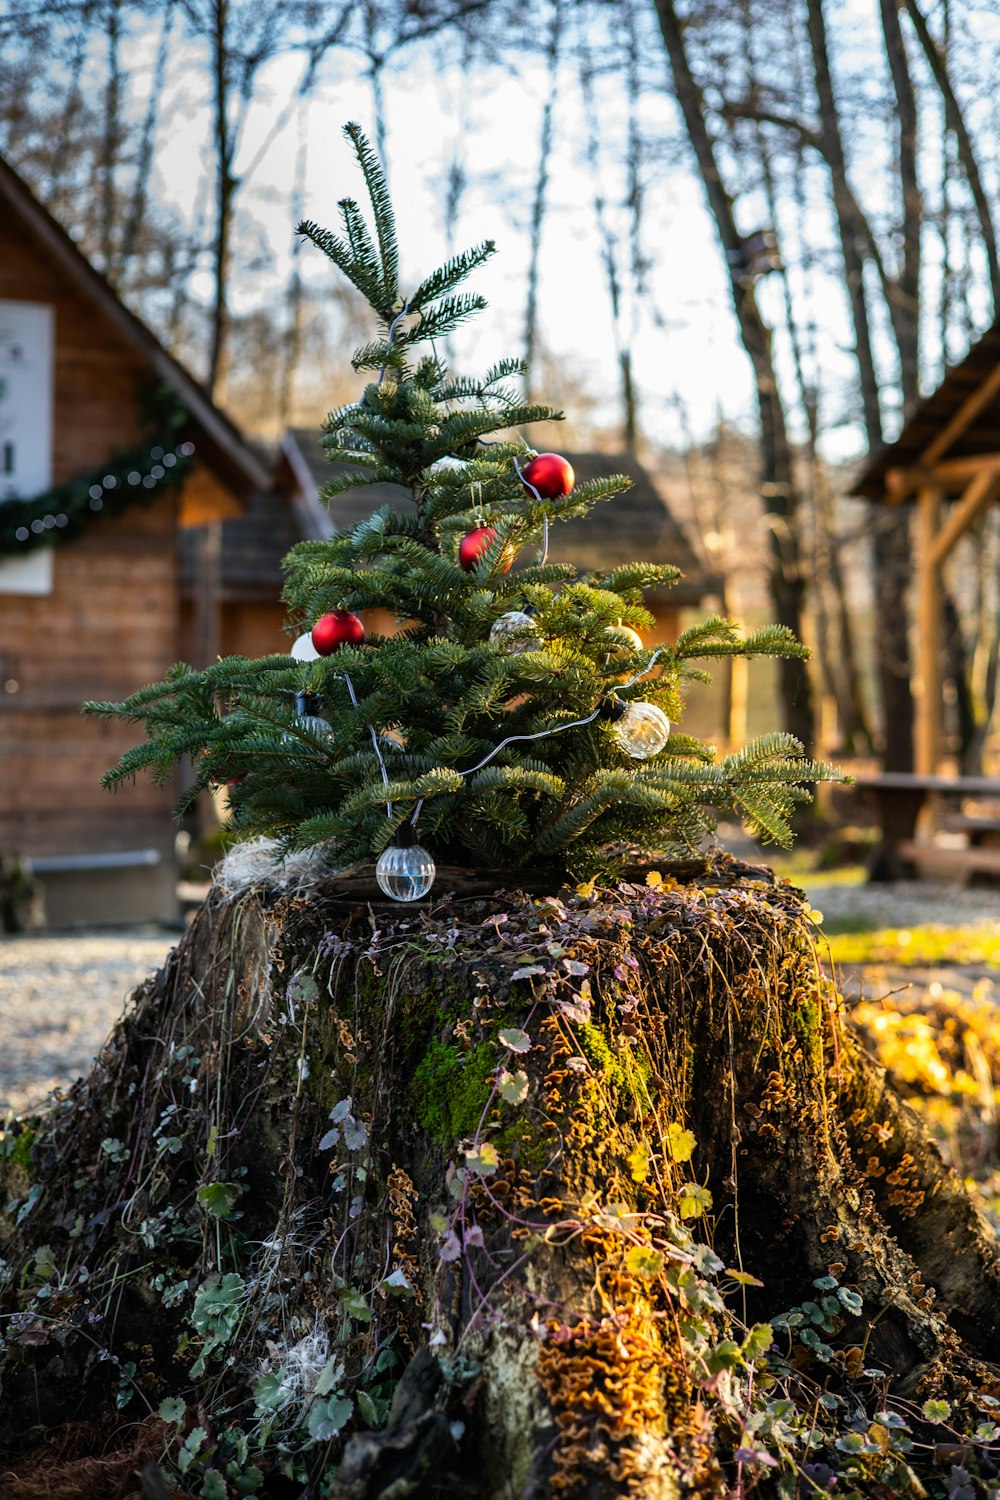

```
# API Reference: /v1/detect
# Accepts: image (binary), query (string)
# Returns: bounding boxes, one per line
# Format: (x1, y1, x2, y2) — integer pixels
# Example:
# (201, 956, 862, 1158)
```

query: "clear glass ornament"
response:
(489, 610, 541, 653)
(604, 624, 644, 654)
(613, 700, 670, 759)
(375, 842, 436, 902)
(290, 631, 320, 661)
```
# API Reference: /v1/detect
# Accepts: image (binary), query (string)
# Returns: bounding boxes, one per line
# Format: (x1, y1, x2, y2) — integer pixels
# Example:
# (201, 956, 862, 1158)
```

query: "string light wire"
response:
(408, 647, 666, 830)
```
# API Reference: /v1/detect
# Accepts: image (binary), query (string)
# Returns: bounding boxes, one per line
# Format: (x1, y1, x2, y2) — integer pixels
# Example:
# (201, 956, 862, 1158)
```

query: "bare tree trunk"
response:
(905, 0, 1000, 312)
(99, 0, 123, 282)
(807, 0, 914, 769)
(117, 0, 176, 282)
(207, 0, 236, 399)
(523, 0, 563, 400)
(652, 0, 815, 753)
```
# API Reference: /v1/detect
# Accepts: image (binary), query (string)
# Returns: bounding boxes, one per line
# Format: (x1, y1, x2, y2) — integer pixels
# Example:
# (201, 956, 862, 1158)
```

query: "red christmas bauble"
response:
(458, 525, 513, 574)
(520, 452, 574, 499)
(311, 609, 364, 654)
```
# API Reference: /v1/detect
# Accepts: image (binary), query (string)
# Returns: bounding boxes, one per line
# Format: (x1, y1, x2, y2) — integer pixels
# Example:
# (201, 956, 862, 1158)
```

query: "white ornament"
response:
(375, 841, 436, 901)
(489, 610, 541, 653)
(291, 632, 320, 662)
(613, 701, 670, 760)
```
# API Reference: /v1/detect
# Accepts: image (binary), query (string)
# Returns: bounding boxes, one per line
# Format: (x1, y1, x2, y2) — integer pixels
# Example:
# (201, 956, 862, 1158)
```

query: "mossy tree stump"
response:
(2, 859, 1000, 1499)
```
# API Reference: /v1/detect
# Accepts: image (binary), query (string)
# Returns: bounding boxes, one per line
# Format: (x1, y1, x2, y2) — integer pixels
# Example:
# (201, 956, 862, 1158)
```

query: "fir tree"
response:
(85, 123, 839, 892)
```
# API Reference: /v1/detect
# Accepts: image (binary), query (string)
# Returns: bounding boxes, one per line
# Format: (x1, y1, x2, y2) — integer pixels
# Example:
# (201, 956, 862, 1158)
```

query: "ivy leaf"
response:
(498, 1028, 531, 1053)
(724, 1268, 764, 1287)
(330, 1098, 353, 1123)
(197, 1181, 243, 1218)
(627, 1142, 649, 1183)
(665, 1122, 696, 1162)
(837, 1286, 863, 1316)
(252, 1373, 285, 1412)
(465, 1141, 499, 1176)
(340, 1288, 372, 1323)
(357, 1389, 384, 1429)
(625, 1245, 664, 1278)
(306, 1393, 353, 1441)
(439, 1230, 462, 1262)
(742, 1323, 774, 1360)
(178, 1428, 208, 1475)
(342, 1117, 368, 1151)
(498, 1069, 529, 1105)
(678, 1182, 713, 1219)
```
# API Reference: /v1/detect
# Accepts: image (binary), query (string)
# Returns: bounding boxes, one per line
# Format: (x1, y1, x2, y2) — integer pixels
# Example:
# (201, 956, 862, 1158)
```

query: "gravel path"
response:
(0, 930, 177, 1116)
(0, 871, 995, 1119)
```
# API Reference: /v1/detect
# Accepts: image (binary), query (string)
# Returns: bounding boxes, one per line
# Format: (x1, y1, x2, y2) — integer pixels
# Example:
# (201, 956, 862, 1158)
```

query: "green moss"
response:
(412, 1041, 495, 1144)
(577, 1023, 653, 1110)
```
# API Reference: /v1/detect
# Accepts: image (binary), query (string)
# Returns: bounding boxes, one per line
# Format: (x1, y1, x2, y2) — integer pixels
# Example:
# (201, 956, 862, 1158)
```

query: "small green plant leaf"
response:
(922, 1398, 952, 1424)
(498, 1069, 529, 1105)
(666, 1122, 696, 1162)
(306, 1393, 353, 1441)
(625, 1245, 664, 1278)
(678, 1182, 712, 1219)
(197, 1181, 243, 1218)
(498, 1028, 531, 1053)
(158, 1396, 186, 1425)
(465, 1141, 500, 1176)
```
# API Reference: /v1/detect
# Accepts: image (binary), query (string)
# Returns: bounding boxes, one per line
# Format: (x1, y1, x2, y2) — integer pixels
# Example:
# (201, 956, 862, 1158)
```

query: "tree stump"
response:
(2, 857, 1000, 1498)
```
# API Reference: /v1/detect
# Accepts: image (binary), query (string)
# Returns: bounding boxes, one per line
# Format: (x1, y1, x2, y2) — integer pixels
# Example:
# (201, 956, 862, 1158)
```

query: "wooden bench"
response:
(853, 772, 1000, 882)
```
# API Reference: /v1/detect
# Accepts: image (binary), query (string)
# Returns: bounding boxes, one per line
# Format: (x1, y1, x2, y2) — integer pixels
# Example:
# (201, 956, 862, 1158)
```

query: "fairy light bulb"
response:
(605, 698, 670, 759)
(489, 609, 541, 653)
(375, 827, 436, 902)
(294, 690, 332, 739)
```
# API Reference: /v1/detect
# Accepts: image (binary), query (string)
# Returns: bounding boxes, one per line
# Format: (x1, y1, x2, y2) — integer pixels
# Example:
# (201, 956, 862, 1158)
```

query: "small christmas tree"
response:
(85, 124, 837, 900)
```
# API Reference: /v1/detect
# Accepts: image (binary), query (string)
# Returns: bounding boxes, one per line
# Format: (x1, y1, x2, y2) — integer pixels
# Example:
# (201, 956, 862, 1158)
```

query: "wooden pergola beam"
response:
(928, 468, 1000, 568)
(920, 360, 1000, 465)
(886, 450, 1000, 502)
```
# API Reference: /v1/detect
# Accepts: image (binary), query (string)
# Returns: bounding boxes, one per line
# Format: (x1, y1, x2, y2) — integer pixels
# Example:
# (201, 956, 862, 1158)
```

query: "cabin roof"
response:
(852, 320, 1000, 499)
(0, 154, 270, 500)
(281, 430, 717, 605)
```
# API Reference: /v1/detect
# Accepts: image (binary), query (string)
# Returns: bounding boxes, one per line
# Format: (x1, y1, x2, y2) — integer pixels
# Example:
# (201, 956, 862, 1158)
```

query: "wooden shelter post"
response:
(915, 484, 943, 775)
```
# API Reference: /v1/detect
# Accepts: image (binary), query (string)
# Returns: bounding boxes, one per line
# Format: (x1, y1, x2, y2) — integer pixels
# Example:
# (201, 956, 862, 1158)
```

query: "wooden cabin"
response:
(853, 321, 1000, 775)
(277, 431, 716, 642)
(0, 157, 275, 927)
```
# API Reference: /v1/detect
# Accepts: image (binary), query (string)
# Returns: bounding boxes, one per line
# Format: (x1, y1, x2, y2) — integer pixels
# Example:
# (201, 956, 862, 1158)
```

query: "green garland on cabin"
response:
(0, 386, 193, 559)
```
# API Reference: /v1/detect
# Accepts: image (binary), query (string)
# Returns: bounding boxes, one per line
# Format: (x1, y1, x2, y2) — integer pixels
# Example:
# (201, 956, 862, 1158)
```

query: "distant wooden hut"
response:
(853, 322, 1000, 773)
(278, 431, 715, 641)
(0, 156, 273, 926)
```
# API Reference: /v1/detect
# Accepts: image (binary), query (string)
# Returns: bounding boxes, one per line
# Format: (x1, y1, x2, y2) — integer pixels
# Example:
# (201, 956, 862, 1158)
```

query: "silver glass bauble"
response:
(489, 610, 541, 653)
(613, 700, 670, 759)
(375, 841, 436, 902)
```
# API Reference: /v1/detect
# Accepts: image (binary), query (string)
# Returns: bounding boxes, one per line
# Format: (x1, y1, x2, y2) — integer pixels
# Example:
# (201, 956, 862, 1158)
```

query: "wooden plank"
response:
(915, 485, 943, 775)
(928, 469, 1000, 567)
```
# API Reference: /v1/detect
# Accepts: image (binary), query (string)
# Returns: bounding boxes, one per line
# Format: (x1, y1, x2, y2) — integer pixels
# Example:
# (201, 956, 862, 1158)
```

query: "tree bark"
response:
(652, 0, 815, 754)
(3, 862, 1000, 1496)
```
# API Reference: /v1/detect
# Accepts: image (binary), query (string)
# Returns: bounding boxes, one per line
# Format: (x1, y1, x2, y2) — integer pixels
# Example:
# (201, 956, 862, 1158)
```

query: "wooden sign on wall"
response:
(0, 299, 54, 595)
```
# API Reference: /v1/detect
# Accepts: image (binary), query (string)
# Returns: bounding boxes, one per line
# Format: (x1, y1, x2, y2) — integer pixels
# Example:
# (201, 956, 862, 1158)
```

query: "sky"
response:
(147, 33, 813, 453)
